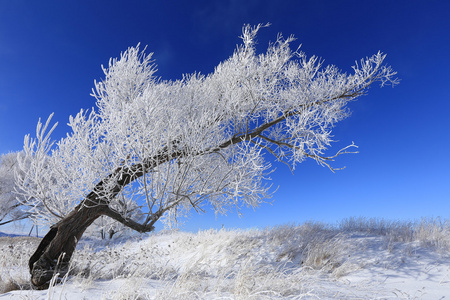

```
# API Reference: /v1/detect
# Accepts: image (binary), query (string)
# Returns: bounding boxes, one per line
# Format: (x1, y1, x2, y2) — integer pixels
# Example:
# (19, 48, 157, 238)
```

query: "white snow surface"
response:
(1, 221, 449, 299)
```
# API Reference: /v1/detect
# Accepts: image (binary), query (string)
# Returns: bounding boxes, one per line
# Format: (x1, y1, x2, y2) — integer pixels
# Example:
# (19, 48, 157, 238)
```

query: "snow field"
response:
(1, 218, 450, 299)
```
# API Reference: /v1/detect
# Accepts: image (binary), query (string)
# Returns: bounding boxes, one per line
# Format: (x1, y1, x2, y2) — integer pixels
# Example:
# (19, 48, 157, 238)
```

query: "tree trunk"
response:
(28, 147, 177, 288)
(29, 200, 159, 288)
(28, 203, 104, 288)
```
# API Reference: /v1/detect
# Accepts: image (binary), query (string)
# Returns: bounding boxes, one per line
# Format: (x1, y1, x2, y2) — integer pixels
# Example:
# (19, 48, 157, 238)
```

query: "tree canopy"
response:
(17, 24, 397, 231)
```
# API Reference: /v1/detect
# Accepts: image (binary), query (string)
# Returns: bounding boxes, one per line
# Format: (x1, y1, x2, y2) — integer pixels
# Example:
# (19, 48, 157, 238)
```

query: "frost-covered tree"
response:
(17, 24, 397, 287)
(0, 152, 30, 226)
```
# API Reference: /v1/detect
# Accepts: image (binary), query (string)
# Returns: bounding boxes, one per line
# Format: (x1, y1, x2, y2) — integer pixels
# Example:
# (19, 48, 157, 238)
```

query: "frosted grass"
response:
(1, 218, 450, 299)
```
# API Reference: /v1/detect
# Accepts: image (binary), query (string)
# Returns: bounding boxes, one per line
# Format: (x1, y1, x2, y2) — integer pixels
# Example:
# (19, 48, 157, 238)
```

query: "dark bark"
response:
(29, 197, 161, 288)
(29, 203, 105, 288)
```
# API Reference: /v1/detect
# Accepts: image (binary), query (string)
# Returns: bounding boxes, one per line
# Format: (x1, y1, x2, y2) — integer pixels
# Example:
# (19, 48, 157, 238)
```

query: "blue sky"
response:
(1, 0, 449, 232)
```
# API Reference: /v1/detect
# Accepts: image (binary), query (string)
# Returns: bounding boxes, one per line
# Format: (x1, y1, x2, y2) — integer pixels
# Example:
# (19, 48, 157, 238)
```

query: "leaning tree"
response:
(16, 24, 397, 288)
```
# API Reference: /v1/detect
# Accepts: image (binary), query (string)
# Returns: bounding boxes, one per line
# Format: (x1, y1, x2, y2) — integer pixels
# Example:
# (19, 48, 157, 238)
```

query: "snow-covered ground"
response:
(1, 218, 449, 299)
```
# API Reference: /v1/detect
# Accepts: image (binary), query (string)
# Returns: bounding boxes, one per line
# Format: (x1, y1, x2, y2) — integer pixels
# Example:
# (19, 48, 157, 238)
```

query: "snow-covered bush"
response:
(0, 152, 30, 226)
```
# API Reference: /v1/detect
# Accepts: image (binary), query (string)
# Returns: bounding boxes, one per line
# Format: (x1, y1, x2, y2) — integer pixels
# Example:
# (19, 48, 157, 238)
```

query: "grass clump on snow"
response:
(0, 236, 39, 293)
(339, 216, 450, 251)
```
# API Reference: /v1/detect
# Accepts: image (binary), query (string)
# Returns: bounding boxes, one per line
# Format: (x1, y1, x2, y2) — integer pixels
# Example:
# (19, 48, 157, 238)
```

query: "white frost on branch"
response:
(16, 24, 397, 228)
(0, 152, 30, 226)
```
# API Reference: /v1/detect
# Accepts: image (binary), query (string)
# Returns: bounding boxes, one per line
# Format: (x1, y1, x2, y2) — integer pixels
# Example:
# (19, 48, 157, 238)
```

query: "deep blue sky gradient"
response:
(1, 0, 449, 232)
